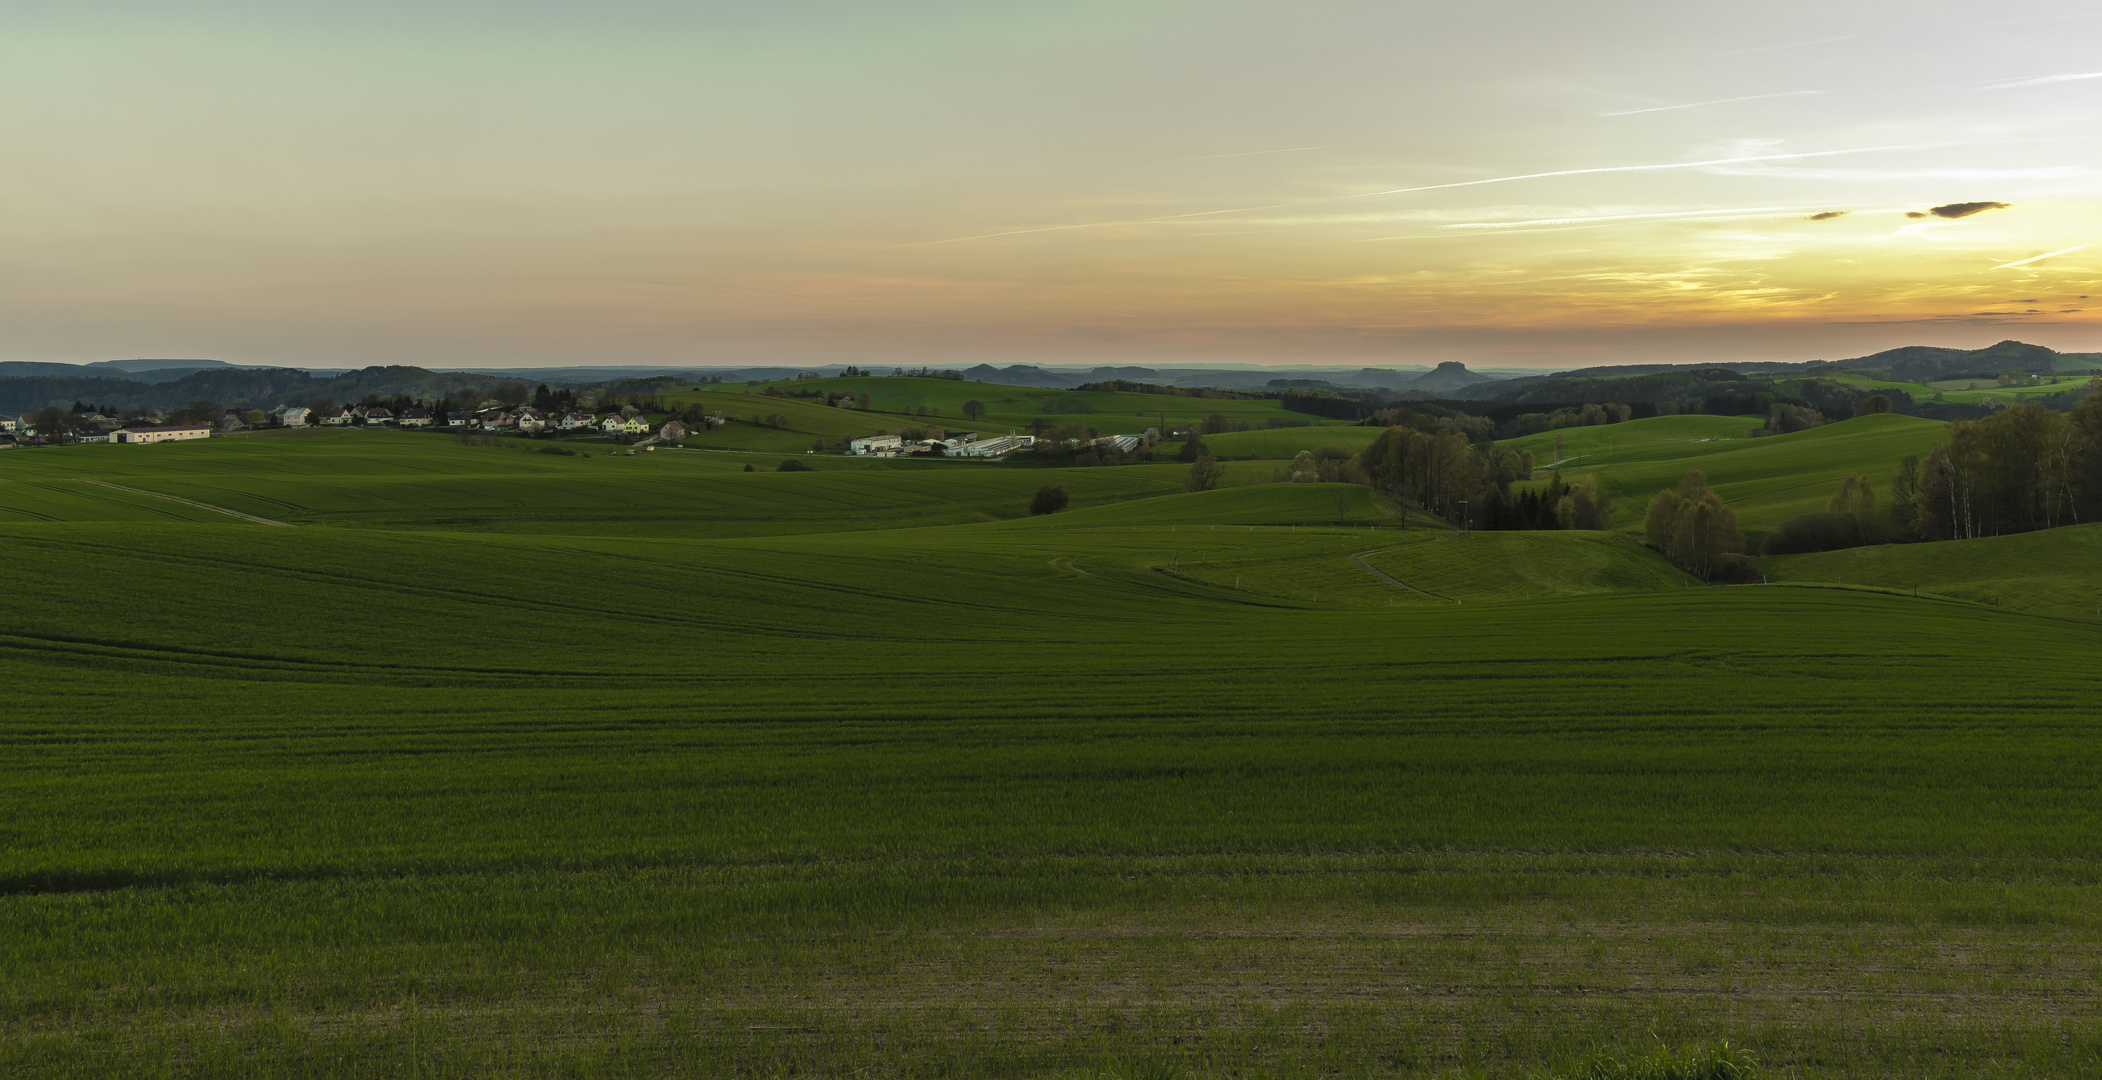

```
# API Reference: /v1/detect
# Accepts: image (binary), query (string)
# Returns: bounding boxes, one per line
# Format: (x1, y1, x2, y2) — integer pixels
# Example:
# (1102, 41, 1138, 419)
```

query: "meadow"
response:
(3, 423, 2101, 1077)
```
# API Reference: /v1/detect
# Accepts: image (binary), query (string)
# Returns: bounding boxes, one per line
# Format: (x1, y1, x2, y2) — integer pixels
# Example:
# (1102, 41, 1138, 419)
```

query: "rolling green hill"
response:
(1514, 412, 1949, 534)
(675, 375, 1319, 437)
(1763, 523, 2102, 619)
(8, 404, 2102, 1076)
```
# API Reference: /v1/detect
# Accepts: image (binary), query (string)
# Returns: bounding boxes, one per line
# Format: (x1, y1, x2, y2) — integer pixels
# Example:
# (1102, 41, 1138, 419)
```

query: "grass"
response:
(1762, 522, 2102, 619)
(673, 375, 1321, 437)
(6, 427, 2102, 1076)
(1512, 412, 1949, 535)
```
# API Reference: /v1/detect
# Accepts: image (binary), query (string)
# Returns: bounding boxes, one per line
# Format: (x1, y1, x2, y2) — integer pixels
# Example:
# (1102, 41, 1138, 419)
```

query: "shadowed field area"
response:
(4, 431, 2102, 1077)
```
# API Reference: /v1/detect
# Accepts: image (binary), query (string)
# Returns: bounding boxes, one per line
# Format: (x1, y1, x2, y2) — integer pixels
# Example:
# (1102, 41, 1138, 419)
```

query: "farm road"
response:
(1353, 548, 1451, 602)
(74, 479, 294, 527)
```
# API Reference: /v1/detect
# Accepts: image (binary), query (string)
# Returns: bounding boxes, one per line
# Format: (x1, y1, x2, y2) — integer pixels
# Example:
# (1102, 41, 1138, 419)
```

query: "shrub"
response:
(743, 464, 755, 472)
(1763, 512, 1873, 555)
(1029, 484, 1070, 515)
(777, 459, 813, 472)
(536, 445, 577, 456)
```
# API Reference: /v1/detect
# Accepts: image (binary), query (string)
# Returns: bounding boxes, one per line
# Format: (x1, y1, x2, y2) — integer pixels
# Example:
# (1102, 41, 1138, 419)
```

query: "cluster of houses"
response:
(0, 403, 726, 449)
(0, 411, 213, 449)
(847, 431, 1035, 458)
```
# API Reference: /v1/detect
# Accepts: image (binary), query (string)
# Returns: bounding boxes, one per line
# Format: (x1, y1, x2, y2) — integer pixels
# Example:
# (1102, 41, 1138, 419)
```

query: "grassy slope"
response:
(1763, 522, 2102, 618)
(675, 375, 1324, 437)
(1829, 371, 2094, 404)
(11, 428, 2102, 1075)
(0, 431, 1195, 535)
(1513, 412, 1948, 534)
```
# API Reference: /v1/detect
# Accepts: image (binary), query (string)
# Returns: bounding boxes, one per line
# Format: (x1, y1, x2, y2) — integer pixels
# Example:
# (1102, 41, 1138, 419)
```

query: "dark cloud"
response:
(1807, 211, 1847, 221)
(1929, 201, 2012, 219)
(1906, 211, 1928, 219)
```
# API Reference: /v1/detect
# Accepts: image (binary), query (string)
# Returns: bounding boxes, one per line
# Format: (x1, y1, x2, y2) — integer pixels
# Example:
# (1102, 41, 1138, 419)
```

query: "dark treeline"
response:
(1763, 381, 2102, 555)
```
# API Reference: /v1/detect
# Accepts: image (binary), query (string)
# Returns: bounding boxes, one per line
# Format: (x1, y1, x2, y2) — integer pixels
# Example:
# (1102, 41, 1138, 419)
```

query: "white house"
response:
(849, 434, 903, 455)
(600, 415, 627, 434)
(398, 408, 433, 428)
(0, 416, 16, 433)
(320, 409, 352, 426)
(276, 406, 311, 428)
(114, 425, 211, 444)
(951, 434, 1031, 459)
(561, 412, 596, 430)
(364, 408, 393, 425)
(516, 410, 547, 433)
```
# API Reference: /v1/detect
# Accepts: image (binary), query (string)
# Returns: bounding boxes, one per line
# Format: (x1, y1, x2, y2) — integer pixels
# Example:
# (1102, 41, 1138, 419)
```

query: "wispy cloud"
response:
(1992, 244, 2093, 270)
(893, 144, 1929, 248)
(1599, 91, 1822, 117)
(1971, 71, 2102, 91)
(1442, 207, 1810, 230)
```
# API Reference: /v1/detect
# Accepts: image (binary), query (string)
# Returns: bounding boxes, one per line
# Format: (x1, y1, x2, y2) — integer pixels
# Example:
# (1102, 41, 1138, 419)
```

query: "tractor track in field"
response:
(1353, 548, 1452, 602)
(72, 480, 294, 527)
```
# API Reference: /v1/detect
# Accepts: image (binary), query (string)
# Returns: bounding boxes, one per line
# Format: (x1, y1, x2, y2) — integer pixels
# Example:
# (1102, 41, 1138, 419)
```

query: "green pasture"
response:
(7, 415, 2102, 1075)
(1517, 412, 1948, 535)
(1764, 522, 2102, 619)
(676, 375, 1315, 436)
(1173, 422, 1380, 459)
(1827, 370, 2097, 404)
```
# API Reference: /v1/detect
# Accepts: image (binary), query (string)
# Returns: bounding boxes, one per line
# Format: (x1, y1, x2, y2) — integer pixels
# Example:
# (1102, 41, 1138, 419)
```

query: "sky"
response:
(4, 0, 2101, 370)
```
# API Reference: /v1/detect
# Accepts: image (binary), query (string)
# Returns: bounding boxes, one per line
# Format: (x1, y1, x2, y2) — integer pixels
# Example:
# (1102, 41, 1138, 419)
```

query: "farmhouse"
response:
(320, 409, 353, 426)
(951, 434, 1032, 458)
(657, 420, 687, 442)
(276, 406, 311, 428)
(364, 408, 393, 425)
(481, 411, 515, 431)
(398, 408, 433, 428)
(113, 425, 211, 444)
(516, 410, 547, 433)
(561, 412, 596, 430)
(850, 434, 903, 455)
(0, 415, 15, 433)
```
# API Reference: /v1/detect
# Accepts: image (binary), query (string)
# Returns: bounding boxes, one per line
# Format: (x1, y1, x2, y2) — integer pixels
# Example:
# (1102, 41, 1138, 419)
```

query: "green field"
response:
(674, 375, 1328, 439)
(5, 425, 2102, 1077)
(1764, 522, 2102, 618)
(1828, 370, 2096, 404)
(1514, 412, 1948, 535)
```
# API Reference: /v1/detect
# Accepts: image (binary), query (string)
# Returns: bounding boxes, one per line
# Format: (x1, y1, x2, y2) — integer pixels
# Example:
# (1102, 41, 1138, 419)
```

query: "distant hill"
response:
(1408, 361, 1493, 393)
(1842, 339, 2061, 383)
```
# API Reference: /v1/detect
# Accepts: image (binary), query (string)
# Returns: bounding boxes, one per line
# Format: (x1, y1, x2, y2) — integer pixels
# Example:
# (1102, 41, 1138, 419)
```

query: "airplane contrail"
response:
(1992, 244, 2093, 270)
(1600, 91, 1822, 117)
(1444, 207, 1815, 229)
(1973, 72, 2102, 91)
(892, 144, 1927, 248)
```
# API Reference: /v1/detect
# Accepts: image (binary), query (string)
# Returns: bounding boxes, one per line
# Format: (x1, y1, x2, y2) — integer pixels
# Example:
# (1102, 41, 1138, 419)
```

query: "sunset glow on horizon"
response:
(6, 0, 2102, 369)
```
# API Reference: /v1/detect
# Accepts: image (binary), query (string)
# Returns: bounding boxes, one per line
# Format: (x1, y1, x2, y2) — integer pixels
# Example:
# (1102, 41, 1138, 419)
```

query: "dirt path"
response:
(75, 480, 294, 527)
(1353, 548, 1451, 602)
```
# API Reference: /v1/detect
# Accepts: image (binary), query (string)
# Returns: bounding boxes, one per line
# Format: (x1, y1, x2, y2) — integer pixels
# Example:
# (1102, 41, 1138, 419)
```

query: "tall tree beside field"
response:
(1828, 473, 1877, 530)
(962, 400, 985, 421)
(1854, 394, 1892, 417)
(1029, 484, 1069, 515)
(1183, 456, 1225, 493)
(1917, 401, 2090, 540)
(1644, 471, 1741, 579)
(32, 405, 65, 441)
(1357, 425, 1479, 520)
(856, 391, 871, 411)
(1889, 456, 1923, 539)
(1177, 436, 1210, 464)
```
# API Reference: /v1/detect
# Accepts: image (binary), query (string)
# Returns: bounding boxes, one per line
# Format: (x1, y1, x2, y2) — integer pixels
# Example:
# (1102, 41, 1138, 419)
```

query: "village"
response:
(0, 399, 1064, 459)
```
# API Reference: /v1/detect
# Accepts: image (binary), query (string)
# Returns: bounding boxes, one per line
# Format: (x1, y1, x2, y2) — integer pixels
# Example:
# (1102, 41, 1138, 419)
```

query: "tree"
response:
(776, 459, 812, 472)
(962, 399, 986, 421)
(493, 382, 529, 406)
(1030, 483, 1070, 515)
(856, 391, 872, 411)
(32, 405, 65, 441)
(1183, 455, 1225, 492)
(1854, 394, 1892, 417)
(1177, 436, 1210, 463)
(170, 399, 220, 426)
(1643, 470, 1741, 579)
